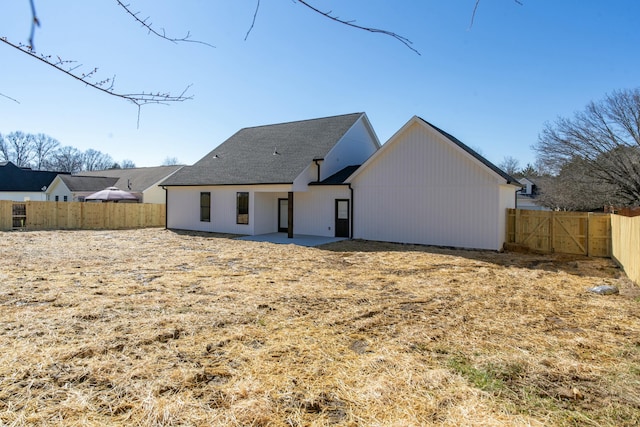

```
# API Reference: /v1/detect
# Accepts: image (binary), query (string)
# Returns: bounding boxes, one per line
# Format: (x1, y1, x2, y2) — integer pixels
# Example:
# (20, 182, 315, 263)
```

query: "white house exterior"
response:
(516, 177, 549, 211)
(161, 114, 520, 251)
(0, 161, 63, 201)
(162, 113, 379, 238)
(45, 166, 183, 203)
(46, 175, 119, 202)
(346, 116, 520, 250)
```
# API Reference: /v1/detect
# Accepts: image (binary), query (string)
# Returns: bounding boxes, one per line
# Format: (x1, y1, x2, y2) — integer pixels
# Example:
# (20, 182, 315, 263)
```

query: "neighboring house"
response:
(46, 165, 183, 203)
(516, 177, 549, 210)
(0, 161, 67, 201)
(160, 113, 521, 251)
(46, 175, 119, 202)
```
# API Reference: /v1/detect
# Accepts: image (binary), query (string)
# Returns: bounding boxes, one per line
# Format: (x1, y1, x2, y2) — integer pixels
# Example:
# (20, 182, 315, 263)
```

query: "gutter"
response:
(313, 158, 323, 183)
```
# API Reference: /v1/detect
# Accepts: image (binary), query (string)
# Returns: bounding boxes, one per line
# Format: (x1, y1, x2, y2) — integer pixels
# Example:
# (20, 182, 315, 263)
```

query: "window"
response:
(236, 192, 249, 224)
(55, 195, 59, 202)
(63, 196, 68, 202)
(200, 192, 211, 222)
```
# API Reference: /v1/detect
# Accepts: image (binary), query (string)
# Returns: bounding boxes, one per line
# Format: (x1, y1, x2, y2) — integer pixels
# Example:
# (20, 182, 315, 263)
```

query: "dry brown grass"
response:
(0, 229, 638, 426)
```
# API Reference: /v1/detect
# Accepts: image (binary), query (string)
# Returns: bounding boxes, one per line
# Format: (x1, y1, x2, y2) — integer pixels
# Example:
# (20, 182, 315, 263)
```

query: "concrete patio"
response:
(235, 233, 347, 247)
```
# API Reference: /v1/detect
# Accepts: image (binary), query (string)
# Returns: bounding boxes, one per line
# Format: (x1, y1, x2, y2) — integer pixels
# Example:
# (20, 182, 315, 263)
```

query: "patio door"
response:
(335, 199, 349, 238)
(278, 198, 288, 232)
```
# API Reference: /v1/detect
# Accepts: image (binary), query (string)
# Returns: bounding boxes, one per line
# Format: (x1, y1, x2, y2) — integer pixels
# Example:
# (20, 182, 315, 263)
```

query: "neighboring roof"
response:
(518, 177, 535, 185)
(57, 175, 119, 192)
(418, 118, 521, 185)
(78, 165, 183, 191)
(0, 161, 68, 192)
(311, 165, 361, 185)
(161, 113, 366, 186)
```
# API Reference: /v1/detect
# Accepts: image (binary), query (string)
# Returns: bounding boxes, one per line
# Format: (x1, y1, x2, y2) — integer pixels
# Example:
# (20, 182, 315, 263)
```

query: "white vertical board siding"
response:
(142, 184, 168, 204)
(352, 122, 507, 250)
(295, 187, 350, 236)
(167, 185, 292, 235)
(321, 118, 379, 180)
(498, 184, 518, 247)
(254, 192, 288, 235)
(167, 186, 253, 234)
(0, 192, 47, 202)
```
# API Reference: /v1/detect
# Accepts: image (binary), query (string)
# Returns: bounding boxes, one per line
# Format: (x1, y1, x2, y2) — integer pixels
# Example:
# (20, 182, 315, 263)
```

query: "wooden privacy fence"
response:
(506, 209, 611, 257)
(611, 214, 640, 285)
(0, 200, 165, 231)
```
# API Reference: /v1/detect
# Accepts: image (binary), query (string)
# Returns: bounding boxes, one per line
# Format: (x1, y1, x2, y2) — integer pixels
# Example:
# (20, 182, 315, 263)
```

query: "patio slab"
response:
(235, 233, 347, 247)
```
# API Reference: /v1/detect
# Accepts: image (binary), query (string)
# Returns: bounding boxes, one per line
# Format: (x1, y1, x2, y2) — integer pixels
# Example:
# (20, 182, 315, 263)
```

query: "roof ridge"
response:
(239, 112, 364, 131)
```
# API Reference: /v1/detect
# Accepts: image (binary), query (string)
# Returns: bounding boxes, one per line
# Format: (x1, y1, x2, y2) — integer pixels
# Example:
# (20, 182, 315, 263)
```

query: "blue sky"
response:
(1, 1, 639, 168)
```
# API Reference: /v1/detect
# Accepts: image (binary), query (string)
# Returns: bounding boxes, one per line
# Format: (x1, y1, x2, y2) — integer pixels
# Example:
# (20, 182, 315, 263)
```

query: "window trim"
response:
(200, 192, 211, 222)
(236, 192, 249, 225)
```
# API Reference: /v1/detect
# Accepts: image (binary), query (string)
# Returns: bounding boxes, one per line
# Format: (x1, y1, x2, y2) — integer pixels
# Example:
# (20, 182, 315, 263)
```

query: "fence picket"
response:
(0, 200, 165, 230)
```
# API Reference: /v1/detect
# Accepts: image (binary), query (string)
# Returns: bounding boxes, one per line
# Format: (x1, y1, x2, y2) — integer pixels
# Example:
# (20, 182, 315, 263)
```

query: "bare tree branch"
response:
(470, 0, 523, 29)
(0, 37, 192, 107)
(0, 37, 192, 127)
(115, 0, 215, 48)
(295, 0, 420, 55)
(28, 0, 40, 48)
(245, 0, 261, 41)
(0, 92, 20, 104)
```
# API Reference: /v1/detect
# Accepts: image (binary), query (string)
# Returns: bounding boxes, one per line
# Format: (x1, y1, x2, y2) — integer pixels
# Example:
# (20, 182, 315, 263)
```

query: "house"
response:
(46, 175, 119, 202)
(0, 161, 67, 201)
(345, 116, 521, 250)
(161, 113, 520, 251)
(46, 165, 183, 203)
(516, 177, 549, 210)
(161, 113, 380, 236)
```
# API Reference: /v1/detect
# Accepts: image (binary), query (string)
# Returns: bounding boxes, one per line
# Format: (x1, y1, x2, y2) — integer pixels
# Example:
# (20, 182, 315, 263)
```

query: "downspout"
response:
(162, 186, 168, 229)
(313, 159, 322, 183)
(348, 183, 354, 239)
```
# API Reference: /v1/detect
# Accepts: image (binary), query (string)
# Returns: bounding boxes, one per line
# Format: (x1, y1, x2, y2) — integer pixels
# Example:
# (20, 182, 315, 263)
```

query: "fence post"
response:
(549, 211, 555, 253)
(586, 212, 591, 257)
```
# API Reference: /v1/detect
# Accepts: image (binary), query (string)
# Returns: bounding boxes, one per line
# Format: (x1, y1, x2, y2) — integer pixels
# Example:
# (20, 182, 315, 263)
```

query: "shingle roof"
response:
(417, 118, 521, 185)
(311, 165, 361, 185)
(0, 161, 67, 192)
(78, 165, 183, 191)
(57, 175, 119, 192)
(161, 113, 365, 186)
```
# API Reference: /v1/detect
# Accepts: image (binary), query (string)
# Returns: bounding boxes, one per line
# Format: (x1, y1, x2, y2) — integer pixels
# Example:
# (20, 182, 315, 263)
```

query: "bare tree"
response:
(534, 88, 640, 206)
(50, 146, 83, 173)
(498, 156, 521, 176)
(535, 157, 615, 211)
(82, 149, 114, 171)
(121, 159, 136, 169)
(2, 131, 35, 167)
(32, 133, 60, 170)
(0, 134, 9, 162)
(161, 156, 180, 166)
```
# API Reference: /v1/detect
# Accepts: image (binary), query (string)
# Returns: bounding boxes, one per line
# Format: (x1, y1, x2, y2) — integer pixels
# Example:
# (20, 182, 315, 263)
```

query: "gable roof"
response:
(419, 118, 520, 185)
(346, 116, 521, 186)
(78, 165, 183, 191)
(56, 175, 119, 192)
(0, 161, 68, 192)
(161, 113, 367, 186)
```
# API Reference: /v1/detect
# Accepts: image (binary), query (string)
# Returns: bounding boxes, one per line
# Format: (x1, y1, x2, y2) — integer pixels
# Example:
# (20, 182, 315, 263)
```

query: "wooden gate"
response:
(506, 209, 611, 257)
(12, 203, 27, 229)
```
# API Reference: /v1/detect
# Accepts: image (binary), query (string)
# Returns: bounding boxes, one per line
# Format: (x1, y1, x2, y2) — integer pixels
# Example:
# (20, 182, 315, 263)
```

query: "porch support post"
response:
(287, 191, 294, 238)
